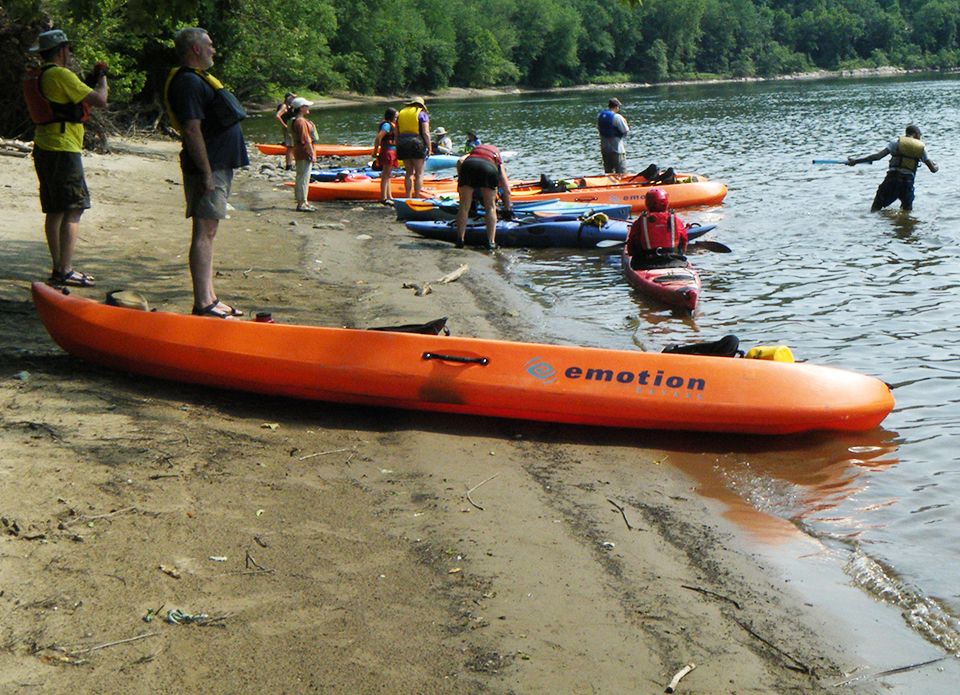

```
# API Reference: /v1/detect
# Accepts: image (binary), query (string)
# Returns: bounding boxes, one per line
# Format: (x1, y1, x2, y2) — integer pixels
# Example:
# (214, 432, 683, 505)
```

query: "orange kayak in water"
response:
(32, 283, 893, 435)
(509, 174, 727, 212)
(302, 171, 726, 208)
(256, 143, 375, 158)
(302, 176, 460, 201)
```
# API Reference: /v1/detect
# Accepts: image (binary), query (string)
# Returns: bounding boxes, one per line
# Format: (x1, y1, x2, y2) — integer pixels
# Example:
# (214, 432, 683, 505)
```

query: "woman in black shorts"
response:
(455, 144, 513, 250)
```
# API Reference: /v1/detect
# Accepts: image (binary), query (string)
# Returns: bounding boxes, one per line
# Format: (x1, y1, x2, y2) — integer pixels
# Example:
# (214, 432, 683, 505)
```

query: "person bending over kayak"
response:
(455, 144, 513, 250)
(626, 188, 689, 270)
(847, 124, 938, 212)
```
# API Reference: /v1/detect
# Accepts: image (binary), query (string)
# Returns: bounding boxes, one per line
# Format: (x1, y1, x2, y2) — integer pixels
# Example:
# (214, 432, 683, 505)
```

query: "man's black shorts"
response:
(33, 148, 91, 213)
(396, 134, 427, 160)
(458, 157, 499, 190)
(872, 171, 915, 211)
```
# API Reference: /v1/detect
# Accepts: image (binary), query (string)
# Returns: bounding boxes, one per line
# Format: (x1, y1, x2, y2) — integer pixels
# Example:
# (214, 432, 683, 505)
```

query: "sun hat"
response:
(29, 29, 69, 53)
(434, 127, 447, 135)
(105, 290, 150, 311)
(408, 96, 427, 109)
(290, 97, 313, 109)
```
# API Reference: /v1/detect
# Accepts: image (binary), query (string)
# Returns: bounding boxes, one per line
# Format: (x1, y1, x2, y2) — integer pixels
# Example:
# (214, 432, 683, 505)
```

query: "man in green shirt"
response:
(28, 29, 108, 287)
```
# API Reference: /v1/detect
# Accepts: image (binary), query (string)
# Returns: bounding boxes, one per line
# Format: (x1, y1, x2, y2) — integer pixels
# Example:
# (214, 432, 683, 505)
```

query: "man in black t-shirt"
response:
(167, 27, 249, 318)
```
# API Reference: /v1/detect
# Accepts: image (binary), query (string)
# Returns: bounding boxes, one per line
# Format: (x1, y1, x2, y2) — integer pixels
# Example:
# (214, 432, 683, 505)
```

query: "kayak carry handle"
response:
(422, 351, 489, 366)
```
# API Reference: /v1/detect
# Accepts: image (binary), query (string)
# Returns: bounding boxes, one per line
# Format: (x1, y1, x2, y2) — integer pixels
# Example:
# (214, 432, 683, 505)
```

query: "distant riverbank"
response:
(255, 65, 936, 113)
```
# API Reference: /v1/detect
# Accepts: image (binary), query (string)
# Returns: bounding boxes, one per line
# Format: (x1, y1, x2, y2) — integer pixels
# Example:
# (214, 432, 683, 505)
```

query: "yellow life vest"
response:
(890, 136, 924, 174)
(163, 67, 245, 135)
(397, 105, 424, 136)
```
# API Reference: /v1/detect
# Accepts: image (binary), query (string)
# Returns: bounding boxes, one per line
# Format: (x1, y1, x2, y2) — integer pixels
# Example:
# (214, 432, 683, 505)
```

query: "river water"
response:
(244, 76, 960, 664)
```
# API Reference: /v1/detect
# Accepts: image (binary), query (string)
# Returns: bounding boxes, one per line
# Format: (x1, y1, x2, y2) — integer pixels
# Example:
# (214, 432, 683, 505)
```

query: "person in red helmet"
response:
(625, 188, 689, 270)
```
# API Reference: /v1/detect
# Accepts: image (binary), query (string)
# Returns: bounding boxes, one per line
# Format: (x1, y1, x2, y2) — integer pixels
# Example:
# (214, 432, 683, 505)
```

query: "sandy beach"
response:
(0, 138, 885, 693)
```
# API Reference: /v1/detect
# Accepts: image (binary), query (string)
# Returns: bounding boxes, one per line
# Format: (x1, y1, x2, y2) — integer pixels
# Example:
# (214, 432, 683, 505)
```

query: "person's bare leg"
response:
(456, 184, 474, 246)
(44, 212, 65, 274)
(46, 209, 85, 276)
(189, 217, 219, 309)
(481, 188, 498, 247)
(413, 158, 426, 197)
(404, 162, 415, 198)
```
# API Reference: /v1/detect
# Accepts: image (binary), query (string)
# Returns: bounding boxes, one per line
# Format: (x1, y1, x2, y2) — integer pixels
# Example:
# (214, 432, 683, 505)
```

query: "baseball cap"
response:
(608, 97, 622, 108)
(290, 97, 313, 109)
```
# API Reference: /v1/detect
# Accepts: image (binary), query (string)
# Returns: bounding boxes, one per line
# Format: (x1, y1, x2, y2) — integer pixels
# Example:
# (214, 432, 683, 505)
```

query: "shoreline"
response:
(0, 137, 924, 693)
(257, 65, 946, 112)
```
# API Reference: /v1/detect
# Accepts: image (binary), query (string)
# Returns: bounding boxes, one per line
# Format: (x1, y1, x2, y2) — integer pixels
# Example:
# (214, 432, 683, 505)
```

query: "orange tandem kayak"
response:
(509, 174, 727, 212)
(256, 143, 375, 158)
(302, 176, 460, 201)
(302, 171, 725, 208)
(32, 283, 893, 435)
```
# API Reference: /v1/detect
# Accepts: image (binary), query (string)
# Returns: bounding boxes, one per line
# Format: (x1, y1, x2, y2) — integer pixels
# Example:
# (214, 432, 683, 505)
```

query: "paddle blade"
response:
(595, 239, 625, 248)
(688, 240, 731, 253)
(686, 223, 716, 240)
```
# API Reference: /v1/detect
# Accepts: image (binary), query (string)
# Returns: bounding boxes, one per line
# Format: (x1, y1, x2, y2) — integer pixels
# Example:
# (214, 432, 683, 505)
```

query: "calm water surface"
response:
(245, 76, 960, 656)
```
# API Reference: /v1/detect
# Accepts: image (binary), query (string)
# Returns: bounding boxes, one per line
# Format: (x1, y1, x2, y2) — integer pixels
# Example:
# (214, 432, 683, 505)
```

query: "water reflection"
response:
(663, 429, 901, 544)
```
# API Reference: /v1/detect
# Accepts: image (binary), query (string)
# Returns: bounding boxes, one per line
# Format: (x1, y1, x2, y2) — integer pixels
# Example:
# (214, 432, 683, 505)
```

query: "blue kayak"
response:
(406, 218, 717, 249)
(406, 216, 632, 248)
(395, 198, 632, 222)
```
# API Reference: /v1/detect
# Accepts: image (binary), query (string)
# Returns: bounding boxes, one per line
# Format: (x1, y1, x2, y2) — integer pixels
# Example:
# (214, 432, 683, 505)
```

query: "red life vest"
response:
(627, 211, 687, 257)
(22, 64, 90, 131)
(467, 144, 502, 166)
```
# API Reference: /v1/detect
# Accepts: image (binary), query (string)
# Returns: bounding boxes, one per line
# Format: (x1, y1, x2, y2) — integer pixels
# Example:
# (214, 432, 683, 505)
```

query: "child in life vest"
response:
(626, 188, 689, 270)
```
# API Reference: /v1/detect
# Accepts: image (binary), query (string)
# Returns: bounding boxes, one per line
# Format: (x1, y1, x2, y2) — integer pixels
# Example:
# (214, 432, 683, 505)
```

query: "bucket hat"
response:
(29, 29, 69, 53)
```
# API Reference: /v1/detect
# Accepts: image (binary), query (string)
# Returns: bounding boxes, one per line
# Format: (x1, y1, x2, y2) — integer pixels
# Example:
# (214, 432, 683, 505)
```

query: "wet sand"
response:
(0, 138, 889, 693)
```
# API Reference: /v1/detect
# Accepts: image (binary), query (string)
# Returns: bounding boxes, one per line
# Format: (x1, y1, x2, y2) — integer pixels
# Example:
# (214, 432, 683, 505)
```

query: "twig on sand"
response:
(61, 506, 137, 528)
(607, 498, 634, 530)
(245, 550, 270, 572)
(466, 474, 499, 511)
(72, 632, 158, 654)
(436, 264, 469, 284)
(402, 281, 432, 296)
(665, 662, 696, 693)
(732, 617, 811, 673)
(832, 656, 949, 686)
(298, 447, 352, 461)
(681, 584, 742, 609)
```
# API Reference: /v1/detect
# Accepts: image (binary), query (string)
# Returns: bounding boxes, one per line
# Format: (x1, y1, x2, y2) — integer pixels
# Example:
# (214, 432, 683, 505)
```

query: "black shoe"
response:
(455, 240, 465, 249)
(485, 242, 499, 251)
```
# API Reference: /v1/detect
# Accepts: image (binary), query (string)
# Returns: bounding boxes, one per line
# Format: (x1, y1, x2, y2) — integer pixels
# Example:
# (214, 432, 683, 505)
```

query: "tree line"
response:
(3, 0, 959, 138)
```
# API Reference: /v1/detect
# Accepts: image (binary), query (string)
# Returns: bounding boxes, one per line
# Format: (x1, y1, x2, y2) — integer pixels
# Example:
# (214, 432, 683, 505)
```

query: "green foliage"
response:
(646, 39, 670, 82)
(5, 0, 960, 140)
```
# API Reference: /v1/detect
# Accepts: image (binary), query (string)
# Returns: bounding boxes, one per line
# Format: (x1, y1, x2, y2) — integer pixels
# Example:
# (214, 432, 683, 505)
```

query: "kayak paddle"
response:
(812, 159, 873, 165)
(595, 223, 718, 249)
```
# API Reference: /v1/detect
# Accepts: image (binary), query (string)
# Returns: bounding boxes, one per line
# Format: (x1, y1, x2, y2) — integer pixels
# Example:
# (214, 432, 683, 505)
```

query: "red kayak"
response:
(622, 251, 701, 312)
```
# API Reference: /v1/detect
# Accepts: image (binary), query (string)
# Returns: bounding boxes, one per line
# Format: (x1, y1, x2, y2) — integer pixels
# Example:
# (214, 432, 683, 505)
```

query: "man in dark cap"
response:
(25, 28, 109, 287)
(848, 124, 939, 211)
(597, 97, 629, 173)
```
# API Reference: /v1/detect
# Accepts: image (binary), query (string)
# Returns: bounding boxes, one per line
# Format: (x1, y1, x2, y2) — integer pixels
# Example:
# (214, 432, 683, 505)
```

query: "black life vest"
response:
(379, 120, 397, 147)
(163, 66, 246, 135)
